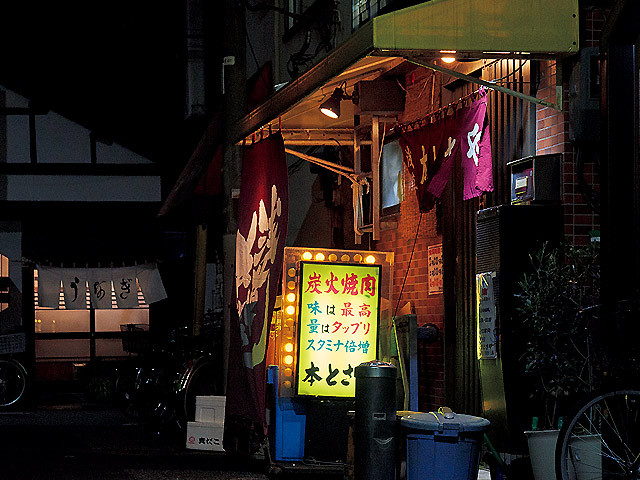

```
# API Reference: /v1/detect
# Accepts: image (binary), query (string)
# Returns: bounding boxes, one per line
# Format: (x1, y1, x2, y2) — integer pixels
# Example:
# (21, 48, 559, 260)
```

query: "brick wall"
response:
(375, 67, 445, 410)
(534, 7, 609, 246)
(536, 58, 600, 245)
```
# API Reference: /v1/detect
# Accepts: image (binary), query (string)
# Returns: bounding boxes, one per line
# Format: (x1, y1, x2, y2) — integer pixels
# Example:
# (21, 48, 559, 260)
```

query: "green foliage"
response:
(516, 242, 600, 428)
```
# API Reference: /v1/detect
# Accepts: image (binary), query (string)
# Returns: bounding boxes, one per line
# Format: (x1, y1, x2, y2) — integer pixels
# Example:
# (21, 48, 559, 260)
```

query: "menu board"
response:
(296, 262, 380, 397)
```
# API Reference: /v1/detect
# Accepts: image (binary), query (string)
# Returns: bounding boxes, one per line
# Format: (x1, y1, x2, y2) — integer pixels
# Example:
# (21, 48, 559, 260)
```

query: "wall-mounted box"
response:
(354, 79, 405, 116)
(508, 154, 561, 205)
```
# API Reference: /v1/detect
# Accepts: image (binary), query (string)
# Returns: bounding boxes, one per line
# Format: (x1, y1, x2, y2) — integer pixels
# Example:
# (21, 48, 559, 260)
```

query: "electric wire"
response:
(242, 9, 272, 95)
(390, 211, 423, 410)
(392, 212, 423, 320)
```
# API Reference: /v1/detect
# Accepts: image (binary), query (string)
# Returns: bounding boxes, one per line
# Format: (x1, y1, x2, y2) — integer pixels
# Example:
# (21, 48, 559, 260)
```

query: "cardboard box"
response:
(195, 395, 226, 425)
(186, 421, 224, 451)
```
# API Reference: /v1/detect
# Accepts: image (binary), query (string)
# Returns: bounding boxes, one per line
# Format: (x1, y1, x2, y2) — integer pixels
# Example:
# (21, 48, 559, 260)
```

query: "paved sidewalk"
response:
(0, 397, 496, 480)
(0, 400, 342, 479)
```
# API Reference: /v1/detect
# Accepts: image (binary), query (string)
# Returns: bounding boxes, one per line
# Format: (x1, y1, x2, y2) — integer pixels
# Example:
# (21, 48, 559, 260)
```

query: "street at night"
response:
(0, 0, 638, 479)
(0, 395, 342, 480)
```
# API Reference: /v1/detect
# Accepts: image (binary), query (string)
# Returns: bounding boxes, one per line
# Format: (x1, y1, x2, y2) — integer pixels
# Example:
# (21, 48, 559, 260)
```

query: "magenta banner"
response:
(399, 91, 493, 211)
(226, 132, 288, 451)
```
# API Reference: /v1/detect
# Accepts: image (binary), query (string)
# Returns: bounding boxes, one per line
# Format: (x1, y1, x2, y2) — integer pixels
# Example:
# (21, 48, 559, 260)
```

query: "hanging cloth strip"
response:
(398, 89, 493, 211)
(284, 147, 371, 236)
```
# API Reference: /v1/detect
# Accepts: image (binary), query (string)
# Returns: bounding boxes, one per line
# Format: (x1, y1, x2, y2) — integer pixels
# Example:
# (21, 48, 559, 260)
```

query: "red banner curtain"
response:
(225, 132, 288, 453)
(399, 90, 493, 211)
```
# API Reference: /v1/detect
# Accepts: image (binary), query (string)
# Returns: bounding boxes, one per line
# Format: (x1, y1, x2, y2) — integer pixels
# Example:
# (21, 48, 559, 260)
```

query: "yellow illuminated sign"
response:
(296, 261, 380, 397)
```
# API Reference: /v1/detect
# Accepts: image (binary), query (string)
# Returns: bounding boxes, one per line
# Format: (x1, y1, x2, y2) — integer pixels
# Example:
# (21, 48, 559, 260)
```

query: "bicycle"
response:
(555, 389, 640, 480)
(0, 332, 28, 408)
(0, 355, 27, 408)
(555, 301, 640, 480)
(115, 325, 222, 433)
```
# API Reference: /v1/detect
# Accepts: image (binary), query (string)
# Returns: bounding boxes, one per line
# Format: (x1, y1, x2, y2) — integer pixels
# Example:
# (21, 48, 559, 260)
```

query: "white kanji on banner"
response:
(62, 269, 87, 310)
(36, 264, 166, 309)
(113, 267, 139, 309)
(88, 268, 113, 309)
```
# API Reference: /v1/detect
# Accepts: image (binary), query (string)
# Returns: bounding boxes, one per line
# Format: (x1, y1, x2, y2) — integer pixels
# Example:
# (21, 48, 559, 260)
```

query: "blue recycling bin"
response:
(400, 411, 490, 480)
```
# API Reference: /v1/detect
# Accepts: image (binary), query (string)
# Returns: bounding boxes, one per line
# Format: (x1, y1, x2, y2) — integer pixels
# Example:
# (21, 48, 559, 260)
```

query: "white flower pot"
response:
(525, 430, 602, 480)
(525, 429, 559, 480)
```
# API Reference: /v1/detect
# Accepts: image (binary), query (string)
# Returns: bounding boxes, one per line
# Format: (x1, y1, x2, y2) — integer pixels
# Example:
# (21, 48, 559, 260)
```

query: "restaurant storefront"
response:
(214, 0, 582, 461)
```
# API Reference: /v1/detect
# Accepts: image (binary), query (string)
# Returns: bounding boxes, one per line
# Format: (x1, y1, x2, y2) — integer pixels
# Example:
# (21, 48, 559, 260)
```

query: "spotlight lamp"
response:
(319, 81, 355, 119)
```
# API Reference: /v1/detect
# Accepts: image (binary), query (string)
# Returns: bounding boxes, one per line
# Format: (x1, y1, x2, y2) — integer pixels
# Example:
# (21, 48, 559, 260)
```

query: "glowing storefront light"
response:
(296, 261, 381, 397)
(275, 247, 393, 398)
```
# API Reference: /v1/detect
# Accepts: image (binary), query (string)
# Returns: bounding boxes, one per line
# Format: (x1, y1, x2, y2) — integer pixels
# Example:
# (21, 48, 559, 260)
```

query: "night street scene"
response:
(0, 0, 638, 479)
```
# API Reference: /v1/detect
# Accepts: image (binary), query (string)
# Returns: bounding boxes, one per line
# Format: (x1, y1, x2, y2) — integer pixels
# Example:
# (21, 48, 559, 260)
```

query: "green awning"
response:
(373, 0, 578, 57)
(233, 0, 579, 144)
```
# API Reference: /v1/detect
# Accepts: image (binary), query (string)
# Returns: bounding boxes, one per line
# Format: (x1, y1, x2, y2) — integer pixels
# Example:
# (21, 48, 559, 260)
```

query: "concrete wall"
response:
(245, 0, 353, 85)
(2, 88, 153, 165)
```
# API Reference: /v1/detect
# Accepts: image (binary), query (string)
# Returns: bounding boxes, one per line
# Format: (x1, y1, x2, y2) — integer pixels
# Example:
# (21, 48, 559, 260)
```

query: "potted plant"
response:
(515, 242, 601, 480)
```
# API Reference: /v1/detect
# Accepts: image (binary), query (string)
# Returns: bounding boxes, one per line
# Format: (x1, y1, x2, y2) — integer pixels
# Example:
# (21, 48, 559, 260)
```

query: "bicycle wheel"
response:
(181, 357, 220, 422)
(555, 389, 640, 480)
(114, 363, 146, 420)
(0, 358, 27, 407)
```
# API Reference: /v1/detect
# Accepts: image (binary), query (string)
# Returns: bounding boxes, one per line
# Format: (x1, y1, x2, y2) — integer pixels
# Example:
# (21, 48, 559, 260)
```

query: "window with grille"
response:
(287, 0, 304, 30)
(352, 0, 390, 30)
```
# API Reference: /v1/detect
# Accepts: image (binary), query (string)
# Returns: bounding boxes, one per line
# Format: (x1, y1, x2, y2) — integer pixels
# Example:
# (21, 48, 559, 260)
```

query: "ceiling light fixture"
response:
(319, 81, 353, 119)
(440, 50, 457, 63)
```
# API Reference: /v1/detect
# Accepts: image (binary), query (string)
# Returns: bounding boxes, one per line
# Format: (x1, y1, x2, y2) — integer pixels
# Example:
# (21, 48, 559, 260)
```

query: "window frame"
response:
(380, 135, 404, 217)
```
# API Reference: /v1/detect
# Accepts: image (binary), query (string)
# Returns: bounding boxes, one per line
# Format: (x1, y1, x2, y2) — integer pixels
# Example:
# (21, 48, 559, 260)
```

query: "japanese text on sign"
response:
(476, 272, 497, 359)
(428, 244, 443, 295)
(297, 262, 380, 397)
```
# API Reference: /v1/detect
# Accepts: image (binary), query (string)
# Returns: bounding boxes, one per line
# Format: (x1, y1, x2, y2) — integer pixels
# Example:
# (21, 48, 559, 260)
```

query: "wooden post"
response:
(193, 224, 208, 337)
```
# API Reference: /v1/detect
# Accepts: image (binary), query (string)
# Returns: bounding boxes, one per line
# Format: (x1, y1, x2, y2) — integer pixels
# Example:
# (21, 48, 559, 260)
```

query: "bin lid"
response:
(354, 361, 397, 378)
(400, 411, 490, 433)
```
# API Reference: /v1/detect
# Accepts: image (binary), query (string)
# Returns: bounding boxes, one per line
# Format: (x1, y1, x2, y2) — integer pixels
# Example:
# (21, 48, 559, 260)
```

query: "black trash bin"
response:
(354, 361, 397, 480)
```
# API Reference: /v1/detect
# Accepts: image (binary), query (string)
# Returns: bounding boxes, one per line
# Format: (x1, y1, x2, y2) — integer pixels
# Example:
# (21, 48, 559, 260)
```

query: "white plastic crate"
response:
(195, 395, 226, 425)
(0, 333, 25, 354)
(185, 421, 224, 451)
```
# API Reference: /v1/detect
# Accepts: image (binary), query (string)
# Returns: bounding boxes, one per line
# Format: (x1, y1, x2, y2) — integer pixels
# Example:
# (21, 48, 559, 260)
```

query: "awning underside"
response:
(233, 0, 579, 145)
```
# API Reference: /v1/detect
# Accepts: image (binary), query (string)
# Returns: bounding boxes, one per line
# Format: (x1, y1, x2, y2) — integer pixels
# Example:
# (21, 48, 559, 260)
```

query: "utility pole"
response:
(221, 0, 246, 391)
